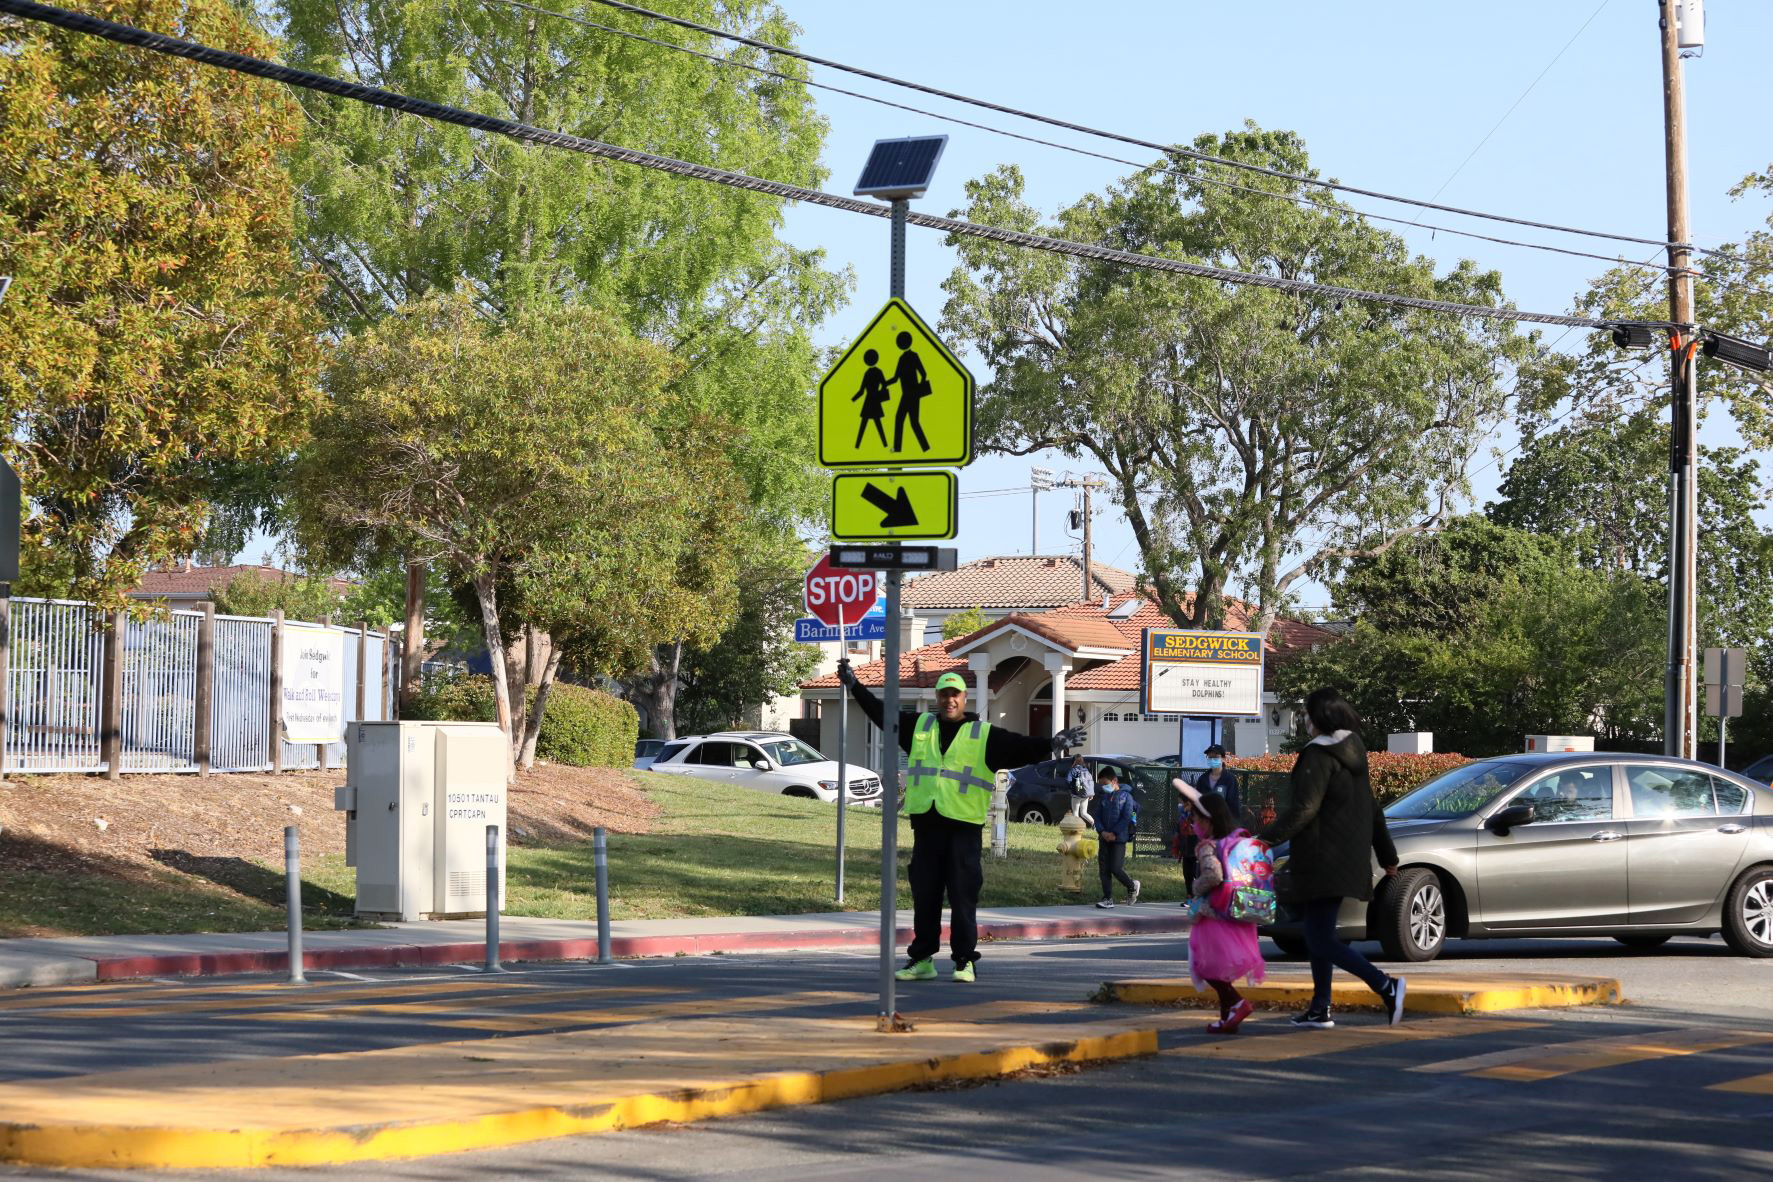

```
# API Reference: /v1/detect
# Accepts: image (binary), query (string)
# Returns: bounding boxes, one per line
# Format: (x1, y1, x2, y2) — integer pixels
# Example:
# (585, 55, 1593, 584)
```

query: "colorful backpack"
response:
(1209, 834, 1276, 924)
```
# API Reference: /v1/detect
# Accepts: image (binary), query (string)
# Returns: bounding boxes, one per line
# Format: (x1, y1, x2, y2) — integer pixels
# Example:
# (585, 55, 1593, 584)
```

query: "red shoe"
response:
(1206, 998, 1253, 1034)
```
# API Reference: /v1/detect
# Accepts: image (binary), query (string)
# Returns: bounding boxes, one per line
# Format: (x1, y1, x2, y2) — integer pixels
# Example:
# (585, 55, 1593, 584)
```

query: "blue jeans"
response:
(1299, 897, 1391, 1009)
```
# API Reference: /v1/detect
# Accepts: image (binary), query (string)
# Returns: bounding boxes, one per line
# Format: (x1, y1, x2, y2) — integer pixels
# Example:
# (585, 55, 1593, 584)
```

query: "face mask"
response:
(1207, 758, 1223, 770)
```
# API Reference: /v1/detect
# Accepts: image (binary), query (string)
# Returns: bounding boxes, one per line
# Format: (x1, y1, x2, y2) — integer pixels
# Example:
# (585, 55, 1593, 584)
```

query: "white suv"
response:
(648, 732, 882, 806)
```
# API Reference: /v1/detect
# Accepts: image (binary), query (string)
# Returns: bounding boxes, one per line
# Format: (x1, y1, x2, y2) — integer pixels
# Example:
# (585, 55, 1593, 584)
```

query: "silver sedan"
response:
(1265, 752, 1773, 962)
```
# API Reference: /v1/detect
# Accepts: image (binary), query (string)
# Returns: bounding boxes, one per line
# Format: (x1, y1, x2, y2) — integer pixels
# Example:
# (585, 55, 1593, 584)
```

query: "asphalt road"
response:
(4, 932, 1771, 1180)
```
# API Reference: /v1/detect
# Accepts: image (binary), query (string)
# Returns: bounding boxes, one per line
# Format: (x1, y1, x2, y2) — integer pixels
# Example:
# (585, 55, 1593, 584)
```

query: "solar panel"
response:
(853, 136, 948, 200)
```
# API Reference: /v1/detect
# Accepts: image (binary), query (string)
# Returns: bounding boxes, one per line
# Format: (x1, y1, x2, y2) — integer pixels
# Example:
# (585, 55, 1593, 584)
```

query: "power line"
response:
(0, 0, 1662, 334)
(1414, 0, 1611, 211)
(481, 0, 1685, 279)
(571, 0, 1714, 257)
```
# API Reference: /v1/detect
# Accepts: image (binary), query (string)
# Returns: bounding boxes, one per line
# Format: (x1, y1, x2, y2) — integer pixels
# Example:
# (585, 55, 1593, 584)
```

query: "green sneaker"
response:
(952, 961, 976, 984)
(894, 958, 937, 981)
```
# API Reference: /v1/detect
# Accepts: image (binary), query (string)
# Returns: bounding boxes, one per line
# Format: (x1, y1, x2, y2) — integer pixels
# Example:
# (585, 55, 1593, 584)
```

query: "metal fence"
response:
(1128, 764, 1293, 858)
(1, 597, 392, 775)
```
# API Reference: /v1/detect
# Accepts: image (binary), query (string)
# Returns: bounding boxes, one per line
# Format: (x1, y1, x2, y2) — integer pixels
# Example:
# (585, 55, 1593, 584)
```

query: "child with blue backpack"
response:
(1175, 778, 1270, 1034)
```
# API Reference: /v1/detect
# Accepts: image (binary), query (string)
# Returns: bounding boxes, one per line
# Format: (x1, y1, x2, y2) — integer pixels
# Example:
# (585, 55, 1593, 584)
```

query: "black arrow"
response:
(860, 483, 919, 528)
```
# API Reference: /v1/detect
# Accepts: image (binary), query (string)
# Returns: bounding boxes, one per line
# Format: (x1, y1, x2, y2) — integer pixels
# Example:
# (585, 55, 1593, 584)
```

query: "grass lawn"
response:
(298, 772, 1190, 921)
(504, 772, 1189, 920)
(10, 770, 1189, 936)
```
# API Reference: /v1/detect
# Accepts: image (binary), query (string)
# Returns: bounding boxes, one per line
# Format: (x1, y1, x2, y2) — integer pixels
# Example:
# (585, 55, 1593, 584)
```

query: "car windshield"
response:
(759, 738, 825, 767)
(1385, 761, 1532, 819)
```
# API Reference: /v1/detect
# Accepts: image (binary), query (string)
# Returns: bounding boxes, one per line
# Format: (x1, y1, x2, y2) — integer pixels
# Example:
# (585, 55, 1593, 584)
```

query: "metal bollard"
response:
(594, 827, 611, 964)
(484, 824, 505, 973)
(284, 826, 306, 985)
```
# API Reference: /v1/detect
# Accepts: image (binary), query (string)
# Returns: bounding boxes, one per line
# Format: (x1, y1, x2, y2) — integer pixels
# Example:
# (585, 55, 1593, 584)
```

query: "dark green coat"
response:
(1259, 733, 1398, 903)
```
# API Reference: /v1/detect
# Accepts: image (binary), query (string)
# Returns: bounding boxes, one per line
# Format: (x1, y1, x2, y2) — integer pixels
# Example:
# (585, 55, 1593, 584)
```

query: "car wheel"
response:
(1612, 934, 1672, 950)
(1723, 867, 1773, 958)
(1016, 804, 1051, 824)
(1267, 933, 1308, 958)
(1376, 868, 1447, 963)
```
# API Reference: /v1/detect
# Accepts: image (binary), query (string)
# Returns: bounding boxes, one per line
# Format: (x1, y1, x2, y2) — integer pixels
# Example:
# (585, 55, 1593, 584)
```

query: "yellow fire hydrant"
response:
(1056, 812, 1098, 893)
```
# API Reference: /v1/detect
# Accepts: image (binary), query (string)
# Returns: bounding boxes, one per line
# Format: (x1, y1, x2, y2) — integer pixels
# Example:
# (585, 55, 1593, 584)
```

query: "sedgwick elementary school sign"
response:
(1141, 628, 1265, 717)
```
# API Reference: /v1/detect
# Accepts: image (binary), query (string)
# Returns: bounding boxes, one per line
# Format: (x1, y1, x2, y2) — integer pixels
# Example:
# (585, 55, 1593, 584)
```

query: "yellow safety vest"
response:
(905, 713, 994, 825)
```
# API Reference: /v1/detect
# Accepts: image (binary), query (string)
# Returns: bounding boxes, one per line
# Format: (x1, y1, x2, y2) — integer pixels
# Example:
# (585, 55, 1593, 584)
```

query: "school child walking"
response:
(1176, 780, 1268, 1034)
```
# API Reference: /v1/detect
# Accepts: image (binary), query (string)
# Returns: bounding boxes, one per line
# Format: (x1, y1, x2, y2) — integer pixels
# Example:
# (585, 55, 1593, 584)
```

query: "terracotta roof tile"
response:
(131, 564, 355, 598)
(902, 555, 1137, 611)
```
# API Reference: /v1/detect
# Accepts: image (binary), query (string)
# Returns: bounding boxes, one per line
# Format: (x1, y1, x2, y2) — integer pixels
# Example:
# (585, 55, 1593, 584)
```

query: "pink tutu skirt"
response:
(1188, 912, 1267, 989)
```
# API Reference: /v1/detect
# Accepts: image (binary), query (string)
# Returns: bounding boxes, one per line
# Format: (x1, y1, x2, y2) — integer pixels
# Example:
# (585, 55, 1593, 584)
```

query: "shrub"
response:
(534, 682, 638, 769)
(404, 672, 637, 768)
(1230, 751, 1470, 805)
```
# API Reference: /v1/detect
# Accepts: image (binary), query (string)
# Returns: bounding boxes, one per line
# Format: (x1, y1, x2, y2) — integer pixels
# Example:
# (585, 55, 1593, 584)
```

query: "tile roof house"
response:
(801, 592, 1336, 770)
(895, 554, 1138, 646)
(130, 564, 356, 612)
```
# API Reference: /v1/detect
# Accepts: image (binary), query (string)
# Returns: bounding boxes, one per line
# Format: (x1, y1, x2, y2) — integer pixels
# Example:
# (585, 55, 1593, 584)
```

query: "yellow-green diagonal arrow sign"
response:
(830, 471, 957, 541)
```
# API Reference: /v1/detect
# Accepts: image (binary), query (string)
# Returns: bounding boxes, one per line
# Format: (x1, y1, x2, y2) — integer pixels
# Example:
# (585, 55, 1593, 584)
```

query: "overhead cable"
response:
(0, 0, 1663, 334)
(571, 0, 1709, 257)
(482, 0, 1686, 278)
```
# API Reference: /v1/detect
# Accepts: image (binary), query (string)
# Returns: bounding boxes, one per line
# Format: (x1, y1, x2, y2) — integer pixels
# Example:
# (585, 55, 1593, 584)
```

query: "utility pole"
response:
(1660, 0, 1700, 759)
(1057, 475, 1108, 602)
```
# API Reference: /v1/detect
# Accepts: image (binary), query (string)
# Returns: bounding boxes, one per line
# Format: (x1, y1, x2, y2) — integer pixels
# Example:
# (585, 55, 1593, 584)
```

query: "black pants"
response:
(1300, 896, 1390, 1009)
(906, 811, 984, 966)
(1098, 838, 1136, 899)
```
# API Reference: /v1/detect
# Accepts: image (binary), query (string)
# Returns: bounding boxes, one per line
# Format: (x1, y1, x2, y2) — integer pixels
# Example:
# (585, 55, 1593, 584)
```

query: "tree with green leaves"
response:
(1278, 517, 1664, 755)
(671, 539, 819, 738)
(942, 605, 990, 641)
(0, 0, 321, 609)
(940, 126, 1531, 637)
(291, 295, 745, 777)
(280, 0, 843, 732)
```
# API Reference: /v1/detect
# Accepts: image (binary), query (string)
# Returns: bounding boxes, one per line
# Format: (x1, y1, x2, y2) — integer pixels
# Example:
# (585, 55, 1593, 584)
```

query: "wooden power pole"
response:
(1660, 0, 1700, 759)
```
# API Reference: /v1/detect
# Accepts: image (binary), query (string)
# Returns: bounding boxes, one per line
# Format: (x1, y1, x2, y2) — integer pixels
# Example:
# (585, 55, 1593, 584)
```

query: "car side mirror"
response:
(1487, 803, 1535, 836)
(752, 760, 771, 771)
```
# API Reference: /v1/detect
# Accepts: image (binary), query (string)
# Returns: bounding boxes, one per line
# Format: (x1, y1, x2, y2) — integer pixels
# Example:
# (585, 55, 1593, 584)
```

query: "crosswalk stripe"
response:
(1162, 1017, 1544, 1062)
(5, 982, 677, 1022)
(1709, 1070, 1773, 1095)
(434, 990, 873, 1032)
(1417, 1028, 1773, 1081)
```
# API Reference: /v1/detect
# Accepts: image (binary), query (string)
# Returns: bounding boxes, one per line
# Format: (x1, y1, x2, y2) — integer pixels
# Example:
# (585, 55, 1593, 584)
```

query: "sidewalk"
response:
(0, 904, 1194, 988)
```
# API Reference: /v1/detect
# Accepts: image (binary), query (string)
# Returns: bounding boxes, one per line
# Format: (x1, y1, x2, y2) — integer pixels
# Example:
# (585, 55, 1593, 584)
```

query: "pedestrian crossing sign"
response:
(818, 298, 973, 469)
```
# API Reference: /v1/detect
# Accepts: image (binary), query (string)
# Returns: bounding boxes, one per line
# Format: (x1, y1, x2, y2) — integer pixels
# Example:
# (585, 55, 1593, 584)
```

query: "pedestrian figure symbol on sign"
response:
(817, 297, 972, 470)
(889, 331, 931, 453)
(851, 348, 891, 449)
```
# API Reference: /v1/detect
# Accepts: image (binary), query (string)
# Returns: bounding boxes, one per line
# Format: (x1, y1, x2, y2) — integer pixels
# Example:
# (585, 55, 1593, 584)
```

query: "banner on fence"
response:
(282, 628, 346, 742)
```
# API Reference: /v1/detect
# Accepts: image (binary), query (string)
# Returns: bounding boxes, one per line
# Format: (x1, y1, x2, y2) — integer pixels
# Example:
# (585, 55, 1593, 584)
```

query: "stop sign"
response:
(804, 554, 880, 630)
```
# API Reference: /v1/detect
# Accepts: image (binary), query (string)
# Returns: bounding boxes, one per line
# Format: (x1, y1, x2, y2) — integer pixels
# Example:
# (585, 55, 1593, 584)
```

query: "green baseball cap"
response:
(934, 672, 967, 693)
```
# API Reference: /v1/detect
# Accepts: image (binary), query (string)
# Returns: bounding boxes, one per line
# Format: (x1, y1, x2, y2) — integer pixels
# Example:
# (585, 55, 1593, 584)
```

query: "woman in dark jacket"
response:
(1259, 688, 1404, 1029)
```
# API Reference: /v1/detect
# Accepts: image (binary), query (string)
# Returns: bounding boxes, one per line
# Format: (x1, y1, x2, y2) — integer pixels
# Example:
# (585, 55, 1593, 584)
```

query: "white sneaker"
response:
(1095, 898, 1115, 909)
(1129, 879, 1142, 905)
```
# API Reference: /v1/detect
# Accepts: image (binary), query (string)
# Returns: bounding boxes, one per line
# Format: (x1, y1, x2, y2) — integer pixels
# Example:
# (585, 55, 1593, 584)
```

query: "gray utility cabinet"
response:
(333, 721, 508, 921)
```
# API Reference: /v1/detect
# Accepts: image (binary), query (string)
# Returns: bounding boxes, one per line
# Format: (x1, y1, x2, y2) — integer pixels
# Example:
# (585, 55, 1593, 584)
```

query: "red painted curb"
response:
(84, 913, 1192, 982)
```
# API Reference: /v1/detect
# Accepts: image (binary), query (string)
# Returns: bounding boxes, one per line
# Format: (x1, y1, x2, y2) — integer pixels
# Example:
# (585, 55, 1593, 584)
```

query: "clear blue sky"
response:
(777, 0, 1773, 613)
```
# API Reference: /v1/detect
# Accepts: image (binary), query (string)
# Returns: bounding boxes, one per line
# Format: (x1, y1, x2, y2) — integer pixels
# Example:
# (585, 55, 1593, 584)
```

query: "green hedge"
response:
(1229, 751, 1471, 805)
(405, 673, 638, 768)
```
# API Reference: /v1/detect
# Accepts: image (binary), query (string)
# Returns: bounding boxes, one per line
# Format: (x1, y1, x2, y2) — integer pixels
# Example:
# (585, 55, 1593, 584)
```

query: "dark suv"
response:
(1006, 754, 1164, 824)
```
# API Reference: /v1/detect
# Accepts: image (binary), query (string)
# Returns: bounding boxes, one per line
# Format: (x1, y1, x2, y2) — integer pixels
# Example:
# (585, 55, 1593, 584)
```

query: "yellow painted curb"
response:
(0, 1027, 1156, 1170)
(1101, 974, 1623, 1014)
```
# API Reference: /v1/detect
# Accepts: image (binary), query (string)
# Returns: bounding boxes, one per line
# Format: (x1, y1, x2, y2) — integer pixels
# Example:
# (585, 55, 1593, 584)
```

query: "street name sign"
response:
(830, 470, 957, 541)
(794, 615, 888, 644)
(804, 553, 881, 630)
(818, 298, 973, 470)
(1142, 628, 1265, 717)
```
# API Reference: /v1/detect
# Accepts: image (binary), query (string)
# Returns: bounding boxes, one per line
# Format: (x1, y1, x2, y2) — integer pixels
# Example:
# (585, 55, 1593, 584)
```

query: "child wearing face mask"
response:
(1174, 779, 1266, 1034)
(1193, 743, 1241, 824)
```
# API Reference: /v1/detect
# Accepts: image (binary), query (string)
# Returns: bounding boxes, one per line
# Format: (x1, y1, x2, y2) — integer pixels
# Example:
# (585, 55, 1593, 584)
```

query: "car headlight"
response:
(817, 780, 838, 792)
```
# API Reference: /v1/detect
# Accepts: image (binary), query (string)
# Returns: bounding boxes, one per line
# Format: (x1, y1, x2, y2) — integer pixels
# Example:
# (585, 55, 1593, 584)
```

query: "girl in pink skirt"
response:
(1175, 779, 1267, 1034)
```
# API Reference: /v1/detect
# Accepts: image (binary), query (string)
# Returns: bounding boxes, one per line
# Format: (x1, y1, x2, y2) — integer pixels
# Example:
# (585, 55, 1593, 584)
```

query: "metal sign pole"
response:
(835, 601, 847, 904)
(876, 197, 909, 1027)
